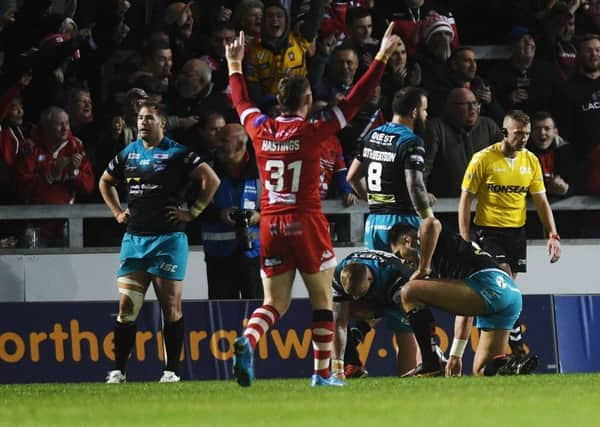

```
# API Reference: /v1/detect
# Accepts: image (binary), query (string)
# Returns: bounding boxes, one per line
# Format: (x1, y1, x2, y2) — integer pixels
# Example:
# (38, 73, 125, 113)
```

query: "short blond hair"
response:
(340, 262, 368, 296)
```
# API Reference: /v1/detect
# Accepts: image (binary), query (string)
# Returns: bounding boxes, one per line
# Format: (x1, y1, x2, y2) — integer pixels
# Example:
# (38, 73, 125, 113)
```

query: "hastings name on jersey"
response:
(261, 139, 301, 152)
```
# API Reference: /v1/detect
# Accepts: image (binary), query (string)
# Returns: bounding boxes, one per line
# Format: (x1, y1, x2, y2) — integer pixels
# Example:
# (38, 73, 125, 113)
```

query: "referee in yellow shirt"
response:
(459, 110, 561, 359)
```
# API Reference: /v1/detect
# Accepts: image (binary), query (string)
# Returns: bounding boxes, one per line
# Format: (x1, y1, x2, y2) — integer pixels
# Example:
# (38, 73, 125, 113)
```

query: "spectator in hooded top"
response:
(245, 0, 326, 104)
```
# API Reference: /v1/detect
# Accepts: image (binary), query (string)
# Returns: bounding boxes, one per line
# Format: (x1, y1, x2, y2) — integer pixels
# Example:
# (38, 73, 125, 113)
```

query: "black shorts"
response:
(473, 225, 527, 273)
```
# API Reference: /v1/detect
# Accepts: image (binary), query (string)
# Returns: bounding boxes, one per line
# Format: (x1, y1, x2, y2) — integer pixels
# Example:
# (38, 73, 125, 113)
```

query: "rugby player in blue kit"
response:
(99, 102, 220, 383)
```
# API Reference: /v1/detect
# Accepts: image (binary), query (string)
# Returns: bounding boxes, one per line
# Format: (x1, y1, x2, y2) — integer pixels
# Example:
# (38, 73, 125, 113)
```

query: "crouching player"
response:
(390, 217, 537, 376)
(332, 250, 421, 378)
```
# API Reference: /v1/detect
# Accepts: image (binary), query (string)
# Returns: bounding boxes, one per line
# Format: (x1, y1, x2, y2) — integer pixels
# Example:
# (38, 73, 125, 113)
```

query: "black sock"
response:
(344, 326, 362, 366)
(164, 317, 184, 374)
(114, 321, 136, 373)
(407, 308, 439, 369)
(509, 318, 525, 355)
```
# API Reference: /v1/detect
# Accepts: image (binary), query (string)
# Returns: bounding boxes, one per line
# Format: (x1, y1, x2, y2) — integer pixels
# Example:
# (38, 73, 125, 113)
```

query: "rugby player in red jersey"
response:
(226, 25, 401, 387)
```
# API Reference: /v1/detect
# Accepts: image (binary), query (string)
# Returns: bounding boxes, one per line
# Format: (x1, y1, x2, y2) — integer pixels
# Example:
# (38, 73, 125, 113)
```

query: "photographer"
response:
(199, 123, 263, 299)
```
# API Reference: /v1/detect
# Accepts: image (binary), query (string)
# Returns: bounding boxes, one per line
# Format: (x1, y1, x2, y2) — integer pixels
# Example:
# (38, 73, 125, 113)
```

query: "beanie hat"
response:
(422, 12, 454, 44)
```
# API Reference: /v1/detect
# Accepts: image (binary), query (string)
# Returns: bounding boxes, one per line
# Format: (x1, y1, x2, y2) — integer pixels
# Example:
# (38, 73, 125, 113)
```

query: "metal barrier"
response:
(1, 196, 599, 248)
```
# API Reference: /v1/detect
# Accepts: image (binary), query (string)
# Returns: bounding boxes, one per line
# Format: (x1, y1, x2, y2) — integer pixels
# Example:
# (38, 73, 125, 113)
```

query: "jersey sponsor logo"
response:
(493, 167, 506, 172)
(153, 163, 166, 172)
(153, 153, 169, 159)
(127, 153, 140, 160)
(261, 139, 300, 152)
(140, 159, 150, 166)
(268, 191, 297, 205)
(519, 166, 532, 175)
(263, 257, 283, 267)
(486, 184, 528, 193)
(368, 131, 396, 145)
(367, 193, 396, 204)
(159, 262, 178, 273)
(288, 51, 295, 61)
(581, 101, 600, 112)
(363, 147, 396, 162)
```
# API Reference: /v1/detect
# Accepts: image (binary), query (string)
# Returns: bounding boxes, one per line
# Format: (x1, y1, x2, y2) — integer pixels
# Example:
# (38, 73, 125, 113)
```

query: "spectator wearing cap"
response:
(372, 0, 459, 55)
(245, 0, 326, 103)
(416, 11, 456, 94)
(424, 87, 501, 198)
(486, 27, 559, 116)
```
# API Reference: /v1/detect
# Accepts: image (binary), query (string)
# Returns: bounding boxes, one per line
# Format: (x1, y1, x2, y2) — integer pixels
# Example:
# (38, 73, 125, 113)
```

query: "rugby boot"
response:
(233, 336, 254, 387)
(311, 374, 347, 387)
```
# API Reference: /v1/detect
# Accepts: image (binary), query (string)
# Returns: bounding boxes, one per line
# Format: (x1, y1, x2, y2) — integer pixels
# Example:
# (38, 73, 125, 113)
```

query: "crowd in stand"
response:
(1, 0, 600, 248)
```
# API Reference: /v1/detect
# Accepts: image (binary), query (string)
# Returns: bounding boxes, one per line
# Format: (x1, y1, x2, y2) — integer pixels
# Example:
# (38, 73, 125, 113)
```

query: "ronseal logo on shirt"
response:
(486, 184, 528, 193)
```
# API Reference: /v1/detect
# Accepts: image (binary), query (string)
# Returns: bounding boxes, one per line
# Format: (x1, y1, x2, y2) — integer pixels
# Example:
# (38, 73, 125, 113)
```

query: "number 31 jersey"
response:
(358, 122, 426, 214)
(240, 108, 347, 215)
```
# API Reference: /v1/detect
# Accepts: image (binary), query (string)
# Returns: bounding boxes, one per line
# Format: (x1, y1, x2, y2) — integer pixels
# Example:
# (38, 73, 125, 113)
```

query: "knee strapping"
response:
(117, 278, 145, 323)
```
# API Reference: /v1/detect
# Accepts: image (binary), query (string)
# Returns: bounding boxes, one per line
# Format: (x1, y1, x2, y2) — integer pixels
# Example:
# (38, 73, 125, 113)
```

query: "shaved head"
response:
(217, 124, 248, 165)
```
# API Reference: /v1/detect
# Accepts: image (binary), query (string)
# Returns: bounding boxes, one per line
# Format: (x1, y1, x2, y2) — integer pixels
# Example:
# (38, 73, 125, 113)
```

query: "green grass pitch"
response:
(1, 374, 599, 427)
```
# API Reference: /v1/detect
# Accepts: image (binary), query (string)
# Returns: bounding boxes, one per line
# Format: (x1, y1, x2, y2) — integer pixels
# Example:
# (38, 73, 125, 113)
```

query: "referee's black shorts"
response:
(473, 225, 527, 273)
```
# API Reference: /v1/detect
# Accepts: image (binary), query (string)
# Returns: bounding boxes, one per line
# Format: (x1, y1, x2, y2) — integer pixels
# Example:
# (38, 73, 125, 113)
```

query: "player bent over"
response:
(100, 103, 220, 383)
(225, 25, 401, 387)
(332, 250, 423, 378)
(390, 218, 537, 376)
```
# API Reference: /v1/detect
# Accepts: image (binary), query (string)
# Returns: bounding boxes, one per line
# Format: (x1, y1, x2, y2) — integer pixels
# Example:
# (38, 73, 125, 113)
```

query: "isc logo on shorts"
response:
(264, 257, 283, 267)
(160, 262, 178, 273)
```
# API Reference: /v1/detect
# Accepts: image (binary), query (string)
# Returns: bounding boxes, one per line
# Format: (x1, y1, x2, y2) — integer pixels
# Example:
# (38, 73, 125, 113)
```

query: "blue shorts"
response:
(118, 232, 189, 281)
(464, 268, 522, 330)
(364, 213, 421, 251)
(383, 306, 412, 333)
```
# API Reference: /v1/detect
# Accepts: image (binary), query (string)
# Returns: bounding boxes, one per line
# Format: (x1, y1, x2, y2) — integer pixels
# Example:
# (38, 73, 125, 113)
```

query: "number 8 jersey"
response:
(358, 122, 426, 214)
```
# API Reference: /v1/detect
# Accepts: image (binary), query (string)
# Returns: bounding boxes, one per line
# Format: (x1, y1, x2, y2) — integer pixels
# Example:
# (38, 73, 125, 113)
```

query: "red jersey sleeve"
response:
(229, 72, 264, 140)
